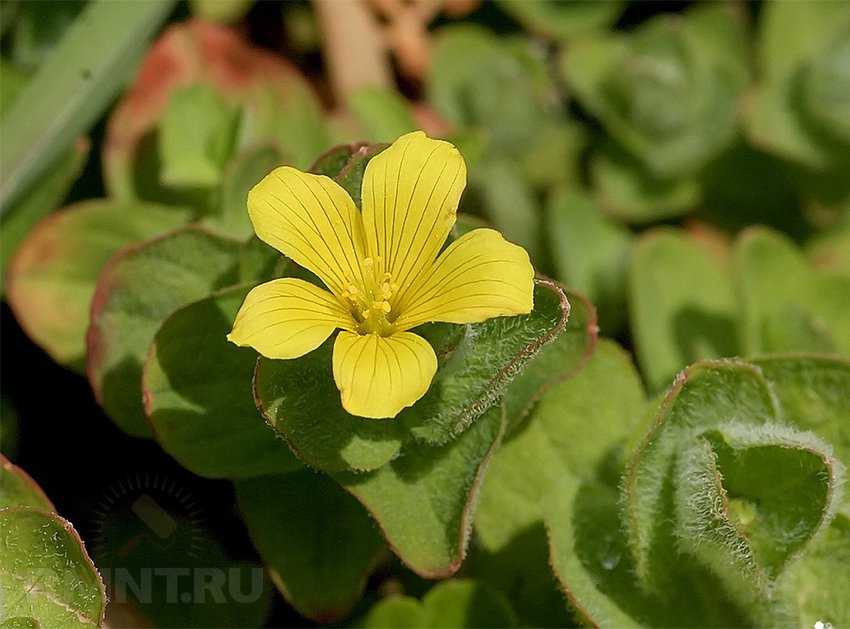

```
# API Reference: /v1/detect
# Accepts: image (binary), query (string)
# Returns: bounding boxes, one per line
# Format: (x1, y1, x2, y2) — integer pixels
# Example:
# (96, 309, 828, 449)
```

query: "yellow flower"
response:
(227, 131, 534, 418)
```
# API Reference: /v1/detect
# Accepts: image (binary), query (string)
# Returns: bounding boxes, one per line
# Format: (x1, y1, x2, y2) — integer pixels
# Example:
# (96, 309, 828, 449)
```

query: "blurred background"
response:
(1, 0, 849, 626)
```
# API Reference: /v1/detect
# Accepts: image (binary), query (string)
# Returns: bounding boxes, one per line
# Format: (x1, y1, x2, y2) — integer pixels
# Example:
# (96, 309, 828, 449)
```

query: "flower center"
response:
(340, 257, 399, 335)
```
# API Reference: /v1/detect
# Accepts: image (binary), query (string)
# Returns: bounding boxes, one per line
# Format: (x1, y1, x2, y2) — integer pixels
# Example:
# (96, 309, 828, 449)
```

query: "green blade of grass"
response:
(0, 0, 177, 215)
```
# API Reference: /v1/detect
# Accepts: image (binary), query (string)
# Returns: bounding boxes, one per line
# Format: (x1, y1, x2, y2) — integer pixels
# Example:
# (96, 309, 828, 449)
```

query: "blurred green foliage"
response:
(2, 1, 850, 627)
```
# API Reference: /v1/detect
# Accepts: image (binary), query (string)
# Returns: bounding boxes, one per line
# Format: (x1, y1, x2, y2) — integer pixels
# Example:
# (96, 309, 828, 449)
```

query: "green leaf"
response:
(563, 5, 747, 178)
(0, 137, 89, 297)
(475, 340, 644, 627)
(545, 191, 631, 332)
(143, 285, 302, 479)
(778, 513, 850, 627)
(734, 227, 850, 355)
(360, 596, 425, 628)
(254, 339, 408, 472)
(335, 405, 504, 578)
(0, 455, 54, 512)
(159, 83, 242, 189)
(469, 159, 541, 261)
(103, 21, 328, 203)
(427, 25, 556, 157)
(6, 200, 190, 371)
(629, 228, 738, 391)
(404, 280, 569, 443)
(235, 470, 384, 622)
(500, 286, 598, 434)
(476, 340, 644, 553)
(0, 508, 106, 629)
(590, 140, 701, 222)
(8, 0, 85, 70)
(680, 426, 837, 588)
(361, 580, 516, 629)
(0, 0, 177, 214)
(747, 1, 850, 168)
(543, 480, 643, 628)
(750, 354, 850, 509)
(206, 143, 283, 240)
(87, 226, 241, 437)
(254, 281, 568, 472)
(495, 0, 623, 41)
(623, 361, 780, 591)
(331, 144, 388, 208)
(0, 60, 90, 297)
(347, 86, 418, 143)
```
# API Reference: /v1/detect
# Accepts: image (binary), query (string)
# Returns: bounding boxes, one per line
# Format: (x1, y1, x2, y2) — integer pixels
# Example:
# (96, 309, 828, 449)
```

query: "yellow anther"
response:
(363, 257, 374, 267)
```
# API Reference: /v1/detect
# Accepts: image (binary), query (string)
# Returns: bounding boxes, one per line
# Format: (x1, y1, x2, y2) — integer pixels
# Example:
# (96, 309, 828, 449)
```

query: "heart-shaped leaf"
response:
(622, 358, 844, 622)
(143, 285, 302, 479)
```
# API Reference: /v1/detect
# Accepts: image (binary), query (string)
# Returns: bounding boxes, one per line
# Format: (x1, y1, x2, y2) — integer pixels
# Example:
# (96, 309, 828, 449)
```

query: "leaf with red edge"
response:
(333, 405, 504, 578)
(103, 19, 328, 205)
(6, 199, 190, 371)
(0, 455, 54, 512)
(87, 226, 241, 437)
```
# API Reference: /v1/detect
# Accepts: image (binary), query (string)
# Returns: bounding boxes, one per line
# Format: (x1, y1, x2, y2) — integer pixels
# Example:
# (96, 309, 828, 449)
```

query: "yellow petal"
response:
(394, 228, 534, 330)
(361, 131, 467, 306)
(248, 167, 367, 296)
(228, 278, 355, 359)
(333, 331, 438, 419)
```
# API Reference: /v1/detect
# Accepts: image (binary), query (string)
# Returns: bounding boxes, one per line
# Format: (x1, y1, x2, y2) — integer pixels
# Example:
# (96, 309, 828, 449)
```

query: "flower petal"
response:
(394, 228, 535, 330)
(248, 167, 367, 296)
(333, 331, 438, 419)
(361, 131, 467, 306)
(228, 278, 355, 359)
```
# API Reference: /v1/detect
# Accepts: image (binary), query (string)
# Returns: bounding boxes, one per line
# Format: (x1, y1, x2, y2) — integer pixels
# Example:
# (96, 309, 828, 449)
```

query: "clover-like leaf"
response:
(87, 226, 241, 436)
(6, 200, 190, 370)
(235, 471, 384, 622)
(143, 285, 302, 479)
